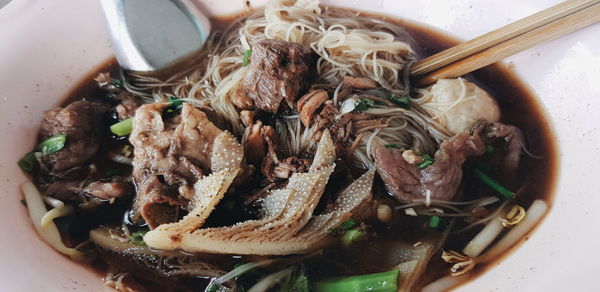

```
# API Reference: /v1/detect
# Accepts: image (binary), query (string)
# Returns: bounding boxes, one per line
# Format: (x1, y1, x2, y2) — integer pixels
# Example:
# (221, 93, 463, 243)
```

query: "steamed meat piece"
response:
(130, 103, 245, 228)
(374, 121, 524, 201)
(40, 100, 108, 172)
(421, 78, 501, 135)
(232, 39, 315, 113)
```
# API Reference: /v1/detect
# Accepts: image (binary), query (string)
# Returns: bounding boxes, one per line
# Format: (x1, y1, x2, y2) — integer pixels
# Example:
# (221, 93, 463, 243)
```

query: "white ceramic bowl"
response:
(1, 0, 599, 291)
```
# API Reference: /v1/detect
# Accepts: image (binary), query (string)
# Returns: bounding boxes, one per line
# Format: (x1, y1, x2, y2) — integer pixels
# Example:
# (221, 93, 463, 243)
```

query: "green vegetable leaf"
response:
(130, 229, 149, 245)
(314, 269, 399, 292)
(18, 152, 38, 173)
(384, 144, 400, 149)
(110, 118, 133, 136)
(354, 99, 374, 111)
(388, 94, 411, 109)
(36, 134, 67, 155)
(243, 50, 252, 66)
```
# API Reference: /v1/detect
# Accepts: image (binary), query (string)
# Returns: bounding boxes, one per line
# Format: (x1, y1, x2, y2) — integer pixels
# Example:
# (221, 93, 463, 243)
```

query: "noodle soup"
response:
(17, 1, 556, 291)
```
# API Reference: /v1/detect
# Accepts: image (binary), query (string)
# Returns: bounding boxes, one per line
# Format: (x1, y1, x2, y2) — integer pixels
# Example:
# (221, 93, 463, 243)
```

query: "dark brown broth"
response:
(50, 9, 557, 292)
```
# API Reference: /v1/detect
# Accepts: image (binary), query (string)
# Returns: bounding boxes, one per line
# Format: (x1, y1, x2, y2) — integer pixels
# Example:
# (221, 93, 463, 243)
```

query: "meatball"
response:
(421, 78, 500, 135)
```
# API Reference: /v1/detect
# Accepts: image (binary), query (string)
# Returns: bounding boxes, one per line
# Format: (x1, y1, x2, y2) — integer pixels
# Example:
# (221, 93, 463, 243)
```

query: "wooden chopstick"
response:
(410, 0, 600, 86)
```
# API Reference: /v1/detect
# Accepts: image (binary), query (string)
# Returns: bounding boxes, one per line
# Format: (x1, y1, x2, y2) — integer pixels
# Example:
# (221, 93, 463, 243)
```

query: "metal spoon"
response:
(100, 0, 211, 72)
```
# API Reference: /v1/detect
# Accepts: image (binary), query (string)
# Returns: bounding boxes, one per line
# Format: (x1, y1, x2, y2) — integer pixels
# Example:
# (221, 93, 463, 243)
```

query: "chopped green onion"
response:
(339, 218, 358, 230)
(164, 97, 184, 114)
(168, 96, 183, 107)
(354, 99, 374, 111)
(384, 144, 400, 149)
(388, 94, 411, 109)
(475, 162, 495, 172)
(341, 228, 365, 248)
(18, 152, 38, 173)
(418, 154, 434, 169)
(474, 168, 515, 199)
(314, 269, 399, 292)
(105, 169, 121, 178)
(110, 118, 133, 136)
(111, 79, 124, 88)
(330, 218, 358, 236)
(486, 144, 494, 154)
(36, 134, 67, 155)
(130, 229, 148, 245)
(428, 215, 441, 228)
(242, 50, 252, 66)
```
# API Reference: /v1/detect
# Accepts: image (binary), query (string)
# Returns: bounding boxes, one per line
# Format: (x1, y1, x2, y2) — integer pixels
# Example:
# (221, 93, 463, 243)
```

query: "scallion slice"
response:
(341, 228, 365, 248)
(428, 215, 441, 228)
(111, 78, 124, 88)
(36, 134, 67, 155)
(474, 168, 515, 199)
(354, 99, 374, 111)
(388, 94, 411, 109)
(18, 152, 38, 173)
(418, 154, 434, 169)
(242, 49, 252, 66)
(330, 218, 359, 236)
(130, 229, 148, 245)
(110, 118, 133, 136)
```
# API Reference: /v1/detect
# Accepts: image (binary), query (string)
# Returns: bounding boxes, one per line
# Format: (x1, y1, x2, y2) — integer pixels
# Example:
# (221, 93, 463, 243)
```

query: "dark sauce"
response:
(48, 8, 557, 292)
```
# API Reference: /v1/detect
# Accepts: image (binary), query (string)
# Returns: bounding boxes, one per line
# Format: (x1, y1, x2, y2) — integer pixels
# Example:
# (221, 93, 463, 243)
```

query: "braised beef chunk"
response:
(298, 89, 329, 127)
(45, 180, 81, 201)
(374, 121, 524, 202)
(232, 39, 315, 113)
(45, 176, 131, 209)
(262, 156, 312, 179)
(241, 111, 279, 168)
(116, 98, 140, 120)
(129, 103, 246, 228)
(40, 100, 108, 173)
(84, 179, 131, 200)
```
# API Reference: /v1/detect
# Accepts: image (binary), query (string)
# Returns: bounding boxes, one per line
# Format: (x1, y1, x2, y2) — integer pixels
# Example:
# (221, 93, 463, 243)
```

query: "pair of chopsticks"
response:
(410, 0, 600, 87)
